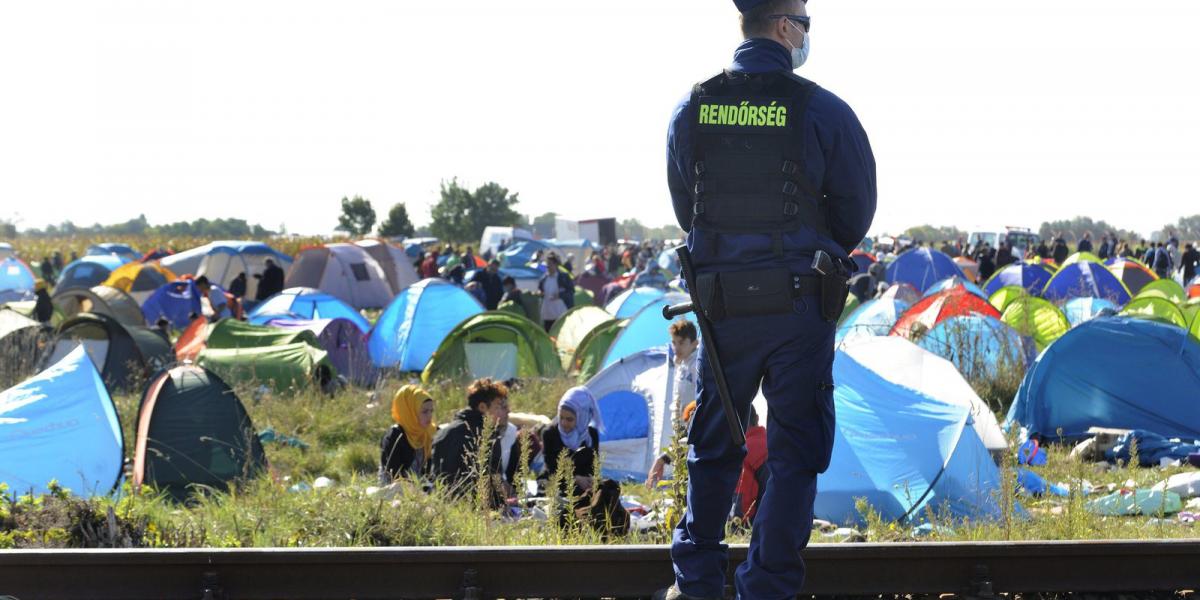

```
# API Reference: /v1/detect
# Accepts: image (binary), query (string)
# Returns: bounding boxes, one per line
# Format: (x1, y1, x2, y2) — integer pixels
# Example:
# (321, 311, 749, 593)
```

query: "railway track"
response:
(1, 540, 1196, 599)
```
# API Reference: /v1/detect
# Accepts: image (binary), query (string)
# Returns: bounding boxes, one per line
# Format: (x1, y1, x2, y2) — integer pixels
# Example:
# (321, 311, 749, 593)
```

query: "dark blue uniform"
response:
(666, 38, 876, 599)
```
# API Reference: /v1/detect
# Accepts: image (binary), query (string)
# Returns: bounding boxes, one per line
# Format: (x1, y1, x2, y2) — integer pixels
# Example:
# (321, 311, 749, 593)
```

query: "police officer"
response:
(657, 1, 876, 599)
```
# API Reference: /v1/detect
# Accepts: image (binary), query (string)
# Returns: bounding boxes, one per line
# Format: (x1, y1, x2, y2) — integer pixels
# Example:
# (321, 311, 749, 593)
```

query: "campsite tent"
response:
(572, 318, 627, 381)
(602, 295, 694, 371)
(1189, 276, 1200, 299)
(890, 289, 1000, 340)
(1000, 296, 1071, 352)
(41, 312, 174, 391)
(285, 243, 394, 309)
(850, 250, 876, 274)
(369, 279, 484, 370)
(1062, 297, 1118, 327)
(247, 287, 370, 333)
(1137, 279, 1187, 304)
(0, 242, 13, 261)
(421, 312, 563, 382)
(983, 263, 1054, 297)
(0, 257, 36, 303)
(815, 337, 1005, 524)
(885, 248, 962, 292)
(1106, 258, 1157, 296)
(923, 276, 987, 300)
(878, 282, 922, 305)
(1042, 262, 1131, 304)
(953, 257, 979, 282)
(0, 309, 49, 387)
(355, 239, 420, 295)
(198, 342, 335, 393)
(587, 348, 676, 481)
(161, 241, 293, 301)
(550, 306, 616, 369)
(133, 365, 267, 501)
(836, 298, 911, 348)
(265, 318, 377, 386)
(56, 255, 129, 293)
(987, 285, 1030, 313)
(1008, 317, 1200, 441)
(1120, 297, 1188, 328)
(1060, 252, 1105, 268)
(0, 347, 124, 497)
(85, 243, 140, 262)
(916, 315, 1029, 382)
(605, 287, 666, 318)
(52, 285, 145, 327)
(141, 280, 203, 329)
(497, 239, 553, 269)
(101, 261, 176, 304)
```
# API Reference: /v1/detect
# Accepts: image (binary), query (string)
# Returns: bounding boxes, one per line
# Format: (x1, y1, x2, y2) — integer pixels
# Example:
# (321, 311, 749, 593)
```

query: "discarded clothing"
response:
(1105, 429, 1200, 467)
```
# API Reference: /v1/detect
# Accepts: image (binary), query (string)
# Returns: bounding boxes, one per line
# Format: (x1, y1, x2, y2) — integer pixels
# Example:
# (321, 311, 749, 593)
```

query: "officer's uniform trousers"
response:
(671, 293, 836, 600)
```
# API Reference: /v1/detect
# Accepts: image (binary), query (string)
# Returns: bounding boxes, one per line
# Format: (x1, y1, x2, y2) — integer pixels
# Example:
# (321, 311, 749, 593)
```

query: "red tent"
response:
(889, 288, 1000, 339)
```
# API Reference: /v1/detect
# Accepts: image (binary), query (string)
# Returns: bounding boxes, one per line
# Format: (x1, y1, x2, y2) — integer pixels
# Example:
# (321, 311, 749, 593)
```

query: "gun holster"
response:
(818, 271, 850, 323)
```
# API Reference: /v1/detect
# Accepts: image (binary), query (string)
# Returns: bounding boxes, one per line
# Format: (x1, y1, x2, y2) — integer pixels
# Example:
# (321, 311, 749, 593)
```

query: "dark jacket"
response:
(429, 409, 521, 493)
(255, 264, 285, 301)
(34, 289, 54, 323)
(540, 423, 600, 483)
(229, 274, 247, 298)
(1052, 240, 1069, 265)
(478, 270, 504, 310)
(1077, 238, 1093, 254)
(1181, 248, 1199, 282)
(380, 425, 421, 483)
(537, 269, 575, 309)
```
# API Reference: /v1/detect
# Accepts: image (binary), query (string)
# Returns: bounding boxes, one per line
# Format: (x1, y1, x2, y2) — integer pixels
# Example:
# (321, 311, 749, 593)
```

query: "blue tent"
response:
(916, 315, 1030, 378)
(498, 239, 552, 269)
(0, 346, 123, 496)
(57, 255, 130, 293)
(1007, 317, 1200, 441)
(248, 287, 370, 333)
(141, 280, 203, 329)
(885, 248, 962, 292)
(836, 298, 911, 347)
(605, 287, 666, 319)
(85, 243, 140, 261)
(924, 276, 987, 300)
(0, 257, 36, 303)
(1042, 262, 1131, 304)
(587, 348, 675, 481)
(1062, 297, 1118, 327)
(983, 263, 1053, 296)
(602, 295, 695, 370)
(816, 337, 1005, 525)
(368, 279, 484, 370)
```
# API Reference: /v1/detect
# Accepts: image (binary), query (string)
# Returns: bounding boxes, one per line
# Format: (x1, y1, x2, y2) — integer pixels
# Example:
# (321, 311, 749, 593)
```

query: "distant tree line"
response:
(14, 214, 275, 238)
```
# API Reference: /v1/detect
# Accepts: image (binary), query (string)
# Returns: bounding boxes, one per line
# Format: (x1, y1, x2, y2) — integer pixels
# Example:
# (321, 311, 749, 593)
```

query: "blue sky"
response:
(2, 0, 1197, 237)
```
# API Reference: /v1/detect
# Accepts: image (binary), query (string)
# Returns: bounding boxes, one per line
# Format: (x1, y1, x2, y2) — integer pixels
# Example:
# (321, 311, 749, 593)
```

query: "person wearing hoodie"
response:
(429, 378, 517, 499)
(379, 385, 437, 483)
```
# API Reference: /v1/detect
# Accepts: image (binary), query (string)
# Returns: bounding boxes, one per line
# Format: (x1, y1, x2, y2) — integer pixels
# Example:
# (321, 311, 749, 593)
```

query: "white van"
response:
(967, 226, 1040, 258)
(479, 226, 533, 256)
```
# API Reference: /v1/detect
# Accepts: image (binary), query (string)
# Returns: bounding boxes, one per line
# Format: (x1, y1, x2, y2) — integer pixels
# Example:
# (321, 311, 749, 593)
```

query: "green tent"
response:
(988, 285, 1030, 313)
(550, 305, 616, 369)
(422, 311, 563, 382)
(1000, 296, 1070, 352)
(839, 293, 860, 325)
(573, 288, 595, 308)
(571, 318, 627, 381)
(1136, 279, 1187, 304)
(1120, 297, 1188, 328)
(134, 365, 268, 501)
(1191, 306, 1200, 343)
(198, 343, 335, 393)
(205, 318, 320, 349)
(498, 293, 542, 323)
(1060, 252, 1105, 267)
(1183, 298, 1200, 329)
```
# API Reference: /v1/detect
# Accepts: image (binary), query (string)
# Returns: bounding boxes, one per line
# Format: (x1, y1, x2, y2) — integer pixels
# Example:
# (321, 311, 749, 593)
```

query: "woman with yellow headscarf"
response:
(379, 385, 437, 483)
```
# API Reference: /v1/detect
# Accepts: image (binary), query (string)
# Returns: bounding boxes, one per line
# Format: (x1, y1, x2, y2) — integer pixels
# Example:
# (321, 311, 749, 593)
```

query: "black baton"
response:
(663, 244, 746, 447)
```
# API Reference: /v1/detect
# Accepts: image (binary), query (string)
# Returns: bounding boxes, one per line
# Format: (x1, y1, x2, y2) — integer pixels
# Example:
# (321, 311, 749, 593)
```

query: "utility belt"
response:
(695, 264, 848, 323)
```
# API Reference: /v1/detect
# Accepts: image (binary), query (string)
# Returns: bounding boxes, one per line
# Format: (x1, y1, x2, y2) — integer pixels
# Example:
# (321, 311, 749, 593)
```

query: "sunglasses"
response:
(768, 14, 811, 33)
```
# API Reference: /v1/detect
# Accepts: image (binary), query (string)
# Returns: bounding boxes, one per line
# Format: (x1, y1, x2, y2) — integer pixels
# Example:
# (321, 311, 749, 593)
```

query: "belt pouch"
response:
(717, 268, 793, 318)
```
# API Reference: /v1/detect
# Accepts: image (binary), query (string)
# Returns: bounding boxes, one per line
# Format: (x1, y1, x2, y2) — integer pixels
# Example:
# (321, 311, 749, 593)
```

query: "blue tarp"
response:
(983, 263, 1053, 297)
(605, 287, 666, 319)
(836, 298, 911, 346)
(816, 341, 1004, 525)
(602, 296, 695, 369)
(1062, 297, 1118, 327)
(885, 248, 962, 292)
(497, 240, 552, 269)
(0, 346, 123, 496)
(1106, 429, 1200, 467)
(1042, 262, 1131, 304)
(368, 279, 484, 370)
(141, 280, 203, 329)
(248, 287, 371, 333)
(1007, 317, 1200, 441)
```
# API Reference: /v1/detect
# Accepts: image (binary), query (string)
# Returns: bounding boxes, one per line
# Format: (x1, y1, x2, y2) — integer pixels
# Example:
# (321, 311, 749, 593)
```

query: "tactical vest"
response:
(688, 70, 830, 241)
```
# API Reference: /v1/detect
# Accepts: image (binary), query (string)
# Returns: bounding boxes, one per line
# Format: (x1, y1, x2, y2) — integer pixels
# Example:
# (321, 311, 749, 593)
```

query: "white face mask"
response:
(787, 22, 810, 69)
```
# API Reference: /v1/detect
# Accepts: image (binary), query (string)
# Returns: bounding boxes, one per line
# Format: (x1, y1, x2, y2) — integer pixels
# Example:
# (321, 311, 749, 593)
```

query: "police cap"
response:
(734, 0, 805, 13)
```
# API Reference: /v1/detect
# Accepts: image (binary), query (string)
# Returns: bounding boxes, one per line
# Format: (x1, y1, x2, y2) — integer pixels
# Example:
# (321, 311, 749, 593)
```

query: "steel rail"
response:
(1, 540, 1198, 599)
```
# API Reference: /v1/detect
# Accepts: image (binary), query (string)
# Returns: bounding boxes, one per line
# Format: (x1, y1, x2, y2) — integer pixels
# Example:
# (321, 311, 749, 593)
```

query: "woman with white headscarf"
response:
(540, 386, 604, 493)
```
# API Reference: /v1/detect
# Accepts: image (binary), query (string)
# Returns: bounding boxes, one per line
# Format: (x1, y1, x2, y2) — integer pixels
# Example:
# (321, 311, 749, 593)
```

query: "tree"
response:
(1038, 217, 1139, 244)
(336, 196, 376, 237)
(0, 220, 15, 239)
(378, 203, 416, 238)
(1162, 214, 1200, 242)
(429, 179, 522, 243)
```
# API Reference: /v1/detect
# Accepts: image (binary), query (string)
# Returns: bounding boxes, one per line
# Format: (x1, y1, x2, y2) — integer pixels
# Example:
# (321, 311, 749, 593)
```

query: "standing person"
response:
(1052, 234, 1069, 265)
(660, 1, 876, 598)
(1097, 235, 1111, 260)
(1077, 232, 1093, 254)
(379, 385, 437, 483)
(1035, 238, 1050, 260)
(38, 256, 55, 286)
(1180, 243, 1199, 283)
(33, 280, 54, 323)
(647, 319, 701, 487)
(1152, 242, 1173, 279)
(228, 272, 247, 300)
(253, 259, 285, 301)
(477, 259, 505, 310)
(537, 253, 574, 331)
(977, 244, 996, 284)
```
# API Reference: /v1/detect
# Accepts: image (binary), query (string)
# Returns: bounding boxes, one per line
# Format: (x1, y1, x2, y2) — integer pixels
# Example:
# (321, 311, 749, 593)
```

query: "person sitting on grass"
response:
(540, 386, 604, 495)
(429, 378, 519, 501)
(379, 385, 437, 484)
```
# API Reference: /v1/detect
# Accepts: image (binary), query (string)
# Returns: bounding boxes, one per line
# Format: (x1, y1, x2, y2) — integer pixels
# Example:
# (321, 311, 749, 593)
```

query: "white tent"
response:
(585, 347, 678, 481)
(162, 241, 292, 301)
(355, 239, 420, 294)
(285, 243, 394, 310)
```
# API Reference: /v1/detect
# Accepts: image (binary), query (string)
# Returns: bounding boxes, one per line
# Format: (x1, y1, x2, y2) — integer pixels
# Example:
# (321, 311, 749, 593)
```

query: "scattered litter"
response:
(1018, 439, 1048, 466)
(1105, 429, 1200, 468)
(257, 427, 310, 450)
(910, 523, 955, 538)
(1086, 489, 1182, 516)
(313, 476, 335, 489)
(821, 527, 866, 542)
(1017, 468, 1068, 497)
(1151, 472, 1200, 499)
(620, 496, 650, 517)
